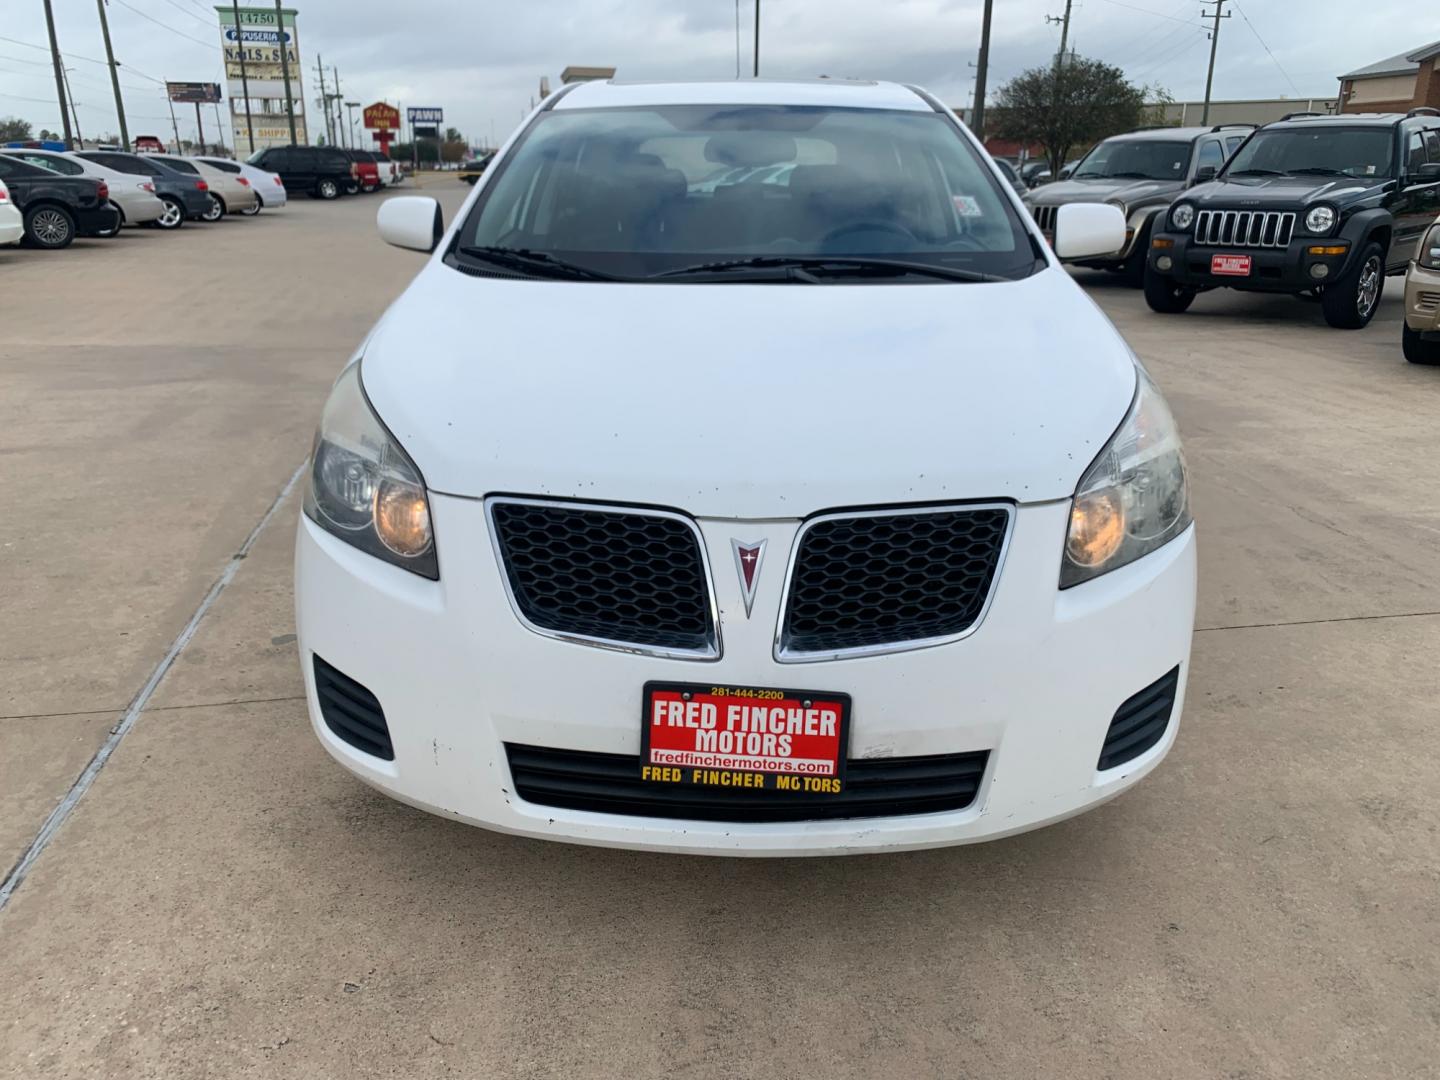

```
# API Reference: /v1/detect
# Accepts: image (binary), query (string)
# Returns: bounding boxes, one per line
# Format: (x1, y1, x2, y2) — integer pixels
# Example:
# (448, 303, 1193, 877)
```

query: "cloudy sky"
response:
(1, 0, 1428, 149)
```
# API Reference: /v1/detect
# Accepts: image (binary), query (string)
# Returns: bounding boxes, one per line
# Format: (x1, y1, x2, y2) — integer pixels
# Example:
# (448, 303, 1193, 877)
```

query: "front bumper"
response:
(1150, 229, 1353, 292)
(1405, 262, 1440, 332)
(295, 496, 1197, 856)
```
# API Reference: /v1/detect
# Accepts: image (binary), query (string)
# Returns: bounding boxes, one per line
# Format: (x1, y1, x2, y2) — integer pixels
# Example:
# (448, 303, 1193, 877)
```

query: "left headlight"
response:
(1060, 366, 1190, 588)
(1304, 205, 1336, 234)
(303, 362, 438, 579)
(1419, 223, 1440, 270)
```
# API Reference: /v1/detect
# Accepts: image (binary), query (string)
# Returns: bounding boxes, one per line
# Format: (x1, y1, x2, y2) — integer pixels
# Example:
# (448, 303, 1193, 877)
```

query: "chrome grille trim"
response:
(1030, 204, 1057, 232)
(1194, 209, 1295, 249)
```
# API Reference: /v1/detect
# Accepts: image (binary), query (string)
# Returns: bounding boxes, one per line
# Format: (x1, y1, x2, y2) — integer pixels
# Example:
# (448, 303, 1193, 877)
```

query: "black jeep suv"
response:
(1145, 109, 1440, 328)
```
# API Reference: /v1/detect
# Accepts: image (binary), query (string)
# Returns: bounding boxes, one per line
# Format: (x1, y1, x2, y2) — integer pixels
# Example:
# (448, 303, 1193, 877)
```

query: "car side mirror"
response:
(377, 195, 443, 253)
(1416, 162, 1440, 181)
(1193, 165, 1217, 184)
(1052, 202, 1127, 260)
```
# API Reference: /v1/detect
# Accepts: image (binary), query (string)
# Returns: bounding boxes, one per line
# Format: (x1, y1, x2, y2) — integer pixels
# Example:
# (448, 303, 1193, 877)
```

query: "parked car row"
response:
(244, 145, 402, 199)
(1018, 108, 1440, 361)
(0, 146, 285, 248)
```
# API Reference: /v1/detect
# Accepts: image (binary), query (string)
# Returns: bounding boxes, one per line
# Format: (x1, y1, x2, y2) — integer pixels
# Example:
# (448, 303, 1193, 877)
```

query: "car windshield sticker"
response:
(952, 194, 982, 217)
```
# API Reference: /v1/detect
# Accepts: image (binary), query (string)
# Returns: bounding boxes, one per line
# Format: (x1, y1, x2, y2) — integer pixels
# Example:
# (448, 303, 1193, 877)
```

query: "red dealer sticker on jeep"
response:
(1211, 253, 1252, 276)
(641, 683, 850, 794)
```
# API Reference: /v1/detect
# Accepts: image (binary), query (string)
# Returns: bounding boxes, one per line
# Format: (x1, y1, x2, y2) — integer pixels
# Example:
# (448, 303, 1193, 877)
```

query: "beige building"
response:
(1156, 98, 1336, 127)
(1338, 40, 1440, 114)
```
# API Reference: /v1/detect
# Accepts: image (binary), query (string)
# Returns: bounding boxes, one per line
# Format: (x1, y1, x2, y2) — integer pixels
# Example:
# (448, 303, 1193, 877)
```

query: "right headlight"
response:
(1170, 203, 1195, 230)
(1419, 223, 1440, 270)
(1060, 367, 1190, 588)
(303, 362, 438, 579)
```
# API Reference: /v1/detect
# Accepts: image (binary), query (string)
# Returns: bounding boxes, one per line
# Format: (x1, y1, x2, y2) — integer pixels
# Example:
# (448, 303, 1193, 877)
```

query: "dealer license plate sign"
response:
(641, 683, 850, 795)
(1211, 253, 1252, 276)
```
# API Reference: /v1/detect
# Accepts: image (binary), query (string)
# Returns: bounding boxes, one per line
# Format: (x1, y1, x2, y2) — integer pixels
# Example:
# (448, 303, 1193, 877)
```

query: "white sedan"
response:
(296, 78, 1196, 856)
(196, 156, 287, 212)
(0, 179, 21, 246)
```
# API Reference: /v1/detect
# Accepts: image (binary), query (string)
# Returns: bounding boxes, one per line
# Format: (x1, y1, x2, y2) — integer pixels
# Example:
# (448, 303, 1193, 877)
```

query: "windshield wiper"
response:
(455, 245, 619, 281)
(653, 255, 1001, 283)
(1227, 168, 1284, 177)
(1290, 167, 1343, 176)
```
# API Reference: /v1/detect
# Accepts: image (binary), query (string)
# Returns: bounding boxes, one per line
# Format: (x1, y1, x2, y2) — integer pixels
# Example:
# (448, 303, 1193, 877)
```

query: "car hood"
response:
(360, 262, 1138, 517)
(1030, 177, 1183, 209)
(1188, 174, 1389, 208)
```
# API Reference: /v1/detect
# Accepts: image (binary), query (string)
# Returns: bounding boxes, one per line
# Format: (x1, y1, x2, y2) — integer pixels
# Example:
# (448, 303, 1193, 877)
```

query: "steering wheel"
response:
(821, 220, 916, 246)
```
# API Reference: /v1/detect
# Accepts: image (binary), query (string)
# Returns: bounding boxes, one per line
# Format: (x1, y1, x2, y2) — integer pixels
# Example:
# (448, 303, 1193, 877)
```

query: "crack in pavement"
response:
(0, 460, 307, 913)
(0, 694, 309, 723)
(1197, 609, 1440, 633)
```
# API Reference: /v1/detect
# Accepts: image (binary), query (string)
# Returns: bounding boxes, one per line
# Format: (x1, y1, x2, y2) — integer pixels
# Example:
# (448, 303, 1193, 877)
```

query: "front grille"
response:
(1193, 209, 1295, 248)
(506, 744, 990, 822)
(1031, 204, 1057, 232)
(779, 506, 1011, 658)
(488, 499, 717, 658)
(1098, 666, 1180, 771)
(313, 656, 393, 760)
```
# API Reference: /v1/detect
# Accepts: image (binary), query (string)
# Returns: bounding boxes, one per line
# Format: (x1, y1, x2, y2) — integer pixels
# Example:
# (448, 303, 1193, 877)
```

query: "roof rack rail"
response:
(1210, 123, 1257, 132)
(1278, 111, 1324, 122)
(1408, 106, 1440, 118)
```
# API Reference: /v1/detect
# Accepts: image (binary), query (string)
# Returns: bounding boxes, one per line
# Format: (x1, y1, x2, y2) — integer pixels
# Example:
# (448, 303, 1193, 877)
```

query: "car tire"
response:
(23, 204, 75, 249)
(318, 179, 339, 200)
(1321, 241, 1384, 330)
(239, 199, 262, 216)
(1143, 267, 1196, 314)
(1123, 219, 1153, 288)
(201, 195, 226, 222)
(155, 197, 185, 230)
(343, 180, 360, 196)
(1403, 323, 1440, 365)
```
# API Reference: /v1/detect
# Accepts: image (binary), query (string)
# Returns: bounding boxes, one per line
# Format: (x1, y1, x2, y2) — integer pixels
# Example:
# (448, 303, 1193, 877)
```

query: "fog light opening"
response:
(1309, 264, 1330, 280)
(1156, 255, 1173, 272)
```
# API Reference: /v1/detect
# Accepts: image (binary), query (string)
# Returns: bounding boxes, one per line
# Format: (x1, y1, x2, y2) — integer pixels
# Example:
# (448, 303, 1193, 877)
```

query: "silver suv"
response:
(1024, 124, 1253, 285)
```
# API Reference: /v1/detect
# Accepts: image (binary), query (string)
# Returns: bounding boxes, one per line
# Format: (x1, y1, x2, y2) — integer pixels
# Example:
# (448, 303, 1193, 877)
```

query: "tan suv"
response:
(1404, 217, 1440, 365)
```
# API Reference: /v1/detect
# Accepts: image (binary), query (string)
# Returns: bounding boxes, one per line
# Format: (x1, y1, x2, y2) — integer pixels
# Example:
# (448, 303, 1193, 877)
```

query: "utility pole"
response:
(41, 0, 74, 147)
(1045, 0, 1074, 69)
(95, 0, 129, 150)
(231, 0, 254, 155)
(61, 67, 83, 147)
(345, 102, 359, 151)
(274, 0, 298, 145)
(1200, 0, 1231, 125)
(332, 68, 345, 148)
(753, 0, 760, 77)
(315, 54, 333, 145)
(166, 94, 182, 152)
(972, 0, 994, 139)
(194, 101, 205, 152)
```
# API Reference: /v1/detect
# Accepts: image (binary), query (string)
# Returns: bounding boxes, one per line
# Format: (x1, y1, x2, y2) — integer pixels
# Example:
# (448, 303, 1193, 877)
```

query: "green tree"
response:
(992, 57, 1151, 173)
(1, 117, 34, 141)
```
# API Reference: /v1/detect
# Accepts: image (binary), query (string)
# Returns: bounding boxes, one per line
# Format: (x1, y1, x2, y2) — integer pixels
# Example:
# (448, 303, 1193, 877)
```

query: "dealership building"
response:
(1338, 39, 1440, 114)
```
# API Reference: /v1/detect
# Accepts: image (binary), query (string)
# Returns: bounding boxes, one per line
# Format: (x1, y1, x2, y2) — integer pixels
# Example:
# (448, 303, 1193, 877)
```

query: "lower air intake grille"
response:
(506, 744, 990, 823)
(780, 506, 1011, 657)
(313, 656, 393, 760)
(1098, 666, 1180, 770)
(488, 499, 717, 657)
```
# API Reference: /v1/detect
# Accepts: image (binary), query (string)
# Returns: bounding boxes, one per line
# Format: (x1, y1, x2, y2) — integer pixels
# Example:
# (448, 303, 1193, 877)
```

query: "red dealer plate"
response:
(641, 683, 851, 796)
(1211, 253, 1252, 276)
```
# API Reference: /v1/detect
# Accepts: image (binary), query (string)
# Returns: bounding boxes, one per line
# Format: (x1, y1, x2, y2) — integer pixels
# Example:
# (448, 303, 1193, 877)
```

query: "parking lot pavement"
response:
(2, 207, 1437, 1077)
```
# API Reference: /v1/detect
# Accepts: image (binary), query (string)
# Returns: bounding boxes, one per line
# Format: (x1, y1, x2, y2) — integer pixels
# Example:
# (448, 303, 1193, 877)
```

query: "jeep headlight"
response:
(1304, 205, 1336, 234)
(303, 362, 438, 579)
(1061, 367, 1190, 588)
(1420, 224, 1440, 270)
(1170, 203, 1195, 230)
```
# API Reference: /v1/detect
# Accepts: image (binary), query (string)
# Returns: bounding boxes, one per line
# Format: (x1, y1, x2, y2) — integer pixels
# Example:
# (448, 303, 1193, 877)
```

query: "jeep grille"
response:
(1194, 209, 1295, 249)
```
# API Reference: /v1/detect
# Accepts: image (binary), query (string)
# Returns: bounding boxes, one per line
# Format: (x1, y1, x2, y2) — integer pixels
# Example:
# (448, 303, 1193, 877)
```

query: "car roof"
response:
(1262, 113, 1405, 129)
(554, 78, 933, 112)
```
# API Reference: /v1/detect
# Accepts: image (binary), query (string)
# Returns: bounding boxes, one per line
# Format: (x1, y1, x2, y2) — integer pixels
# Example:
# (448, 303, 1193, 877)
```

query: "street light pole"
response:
(41, 0, 74, 147)
(60, 66, 83, 147)
(95, 0, 130, 150)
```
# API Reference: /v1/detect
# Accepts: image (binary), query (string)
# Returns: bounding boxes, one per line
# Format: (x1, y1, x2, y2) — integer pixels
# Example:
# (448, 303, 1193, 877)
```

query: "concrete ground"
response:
(1, 183, 1436, 1079)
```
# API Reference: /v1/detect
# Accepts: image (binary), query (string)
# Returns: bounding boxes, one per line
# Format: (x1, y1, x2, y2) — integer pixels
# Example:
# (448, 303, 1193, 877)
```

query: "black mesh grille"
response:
(506, 744, 990, 823)
(1098, 666, 1180, 770)
(489, 501, 715, 654)
(780, 507, 1010, 655)
(313, 656, 393, 761)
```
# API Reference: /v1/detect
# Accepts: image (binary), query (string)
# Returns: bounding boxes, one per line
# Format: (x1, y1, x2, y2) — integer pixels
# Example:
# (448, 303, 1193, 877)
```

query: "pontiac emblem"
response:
(731, 539, 767, 617)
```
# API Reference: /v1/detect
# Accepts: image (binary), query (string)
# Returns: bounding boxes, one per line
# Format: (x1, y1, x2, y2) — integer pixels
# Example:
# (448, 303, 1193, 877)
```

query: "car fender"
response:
(1337, 207, 1393, 266)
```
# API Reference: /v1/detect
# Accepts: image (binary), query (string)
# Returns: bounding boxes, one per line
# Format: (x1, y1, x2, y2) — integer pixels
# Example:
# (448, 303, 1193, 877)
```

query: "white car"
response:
(170, 157, 259, 219)
(0, 178, 22, 246)
(0, 147, 164, 231)
(296, 79, 1196, 857)
(196, 156, 287, 213)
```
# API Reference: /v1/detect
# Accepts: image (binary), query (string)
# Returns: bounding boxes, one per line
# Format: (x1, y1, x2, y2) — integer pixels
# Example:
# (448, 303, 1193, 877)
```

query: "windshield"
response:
(457, 104, 1037, 281)
(1223, 127, 1394, 178)
(1073, 139, 1190, 181)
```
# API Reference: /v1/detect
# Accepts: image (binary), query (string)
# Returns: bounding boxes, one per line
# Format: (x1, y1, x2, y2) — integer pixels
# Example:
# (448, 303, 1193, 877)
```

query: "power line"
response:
(1231, 2, 1299, 96)
(1095, 0, 1199, 24)
(109, 0, 221, 52)
(0, 34, 166, 84)
(150, 0, 216, 27)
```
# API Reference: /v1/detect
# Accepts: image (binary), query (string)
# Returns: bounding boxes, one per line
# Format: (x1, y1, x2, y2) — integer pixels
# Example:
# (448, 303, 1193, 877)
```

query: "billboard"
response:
(166, 81, 222, 104)
(363, 102, 400, 130)
(218, 6, 306, 151)
(407, 107, 443, 124)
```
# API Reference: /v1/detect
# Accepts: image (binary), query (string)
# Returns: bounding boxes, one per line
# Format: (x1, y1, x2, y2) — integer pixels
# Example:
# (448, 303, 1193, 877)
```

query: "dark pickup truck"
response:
(1146, 109, 1440, 328)
(0, 154, 117, 248)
